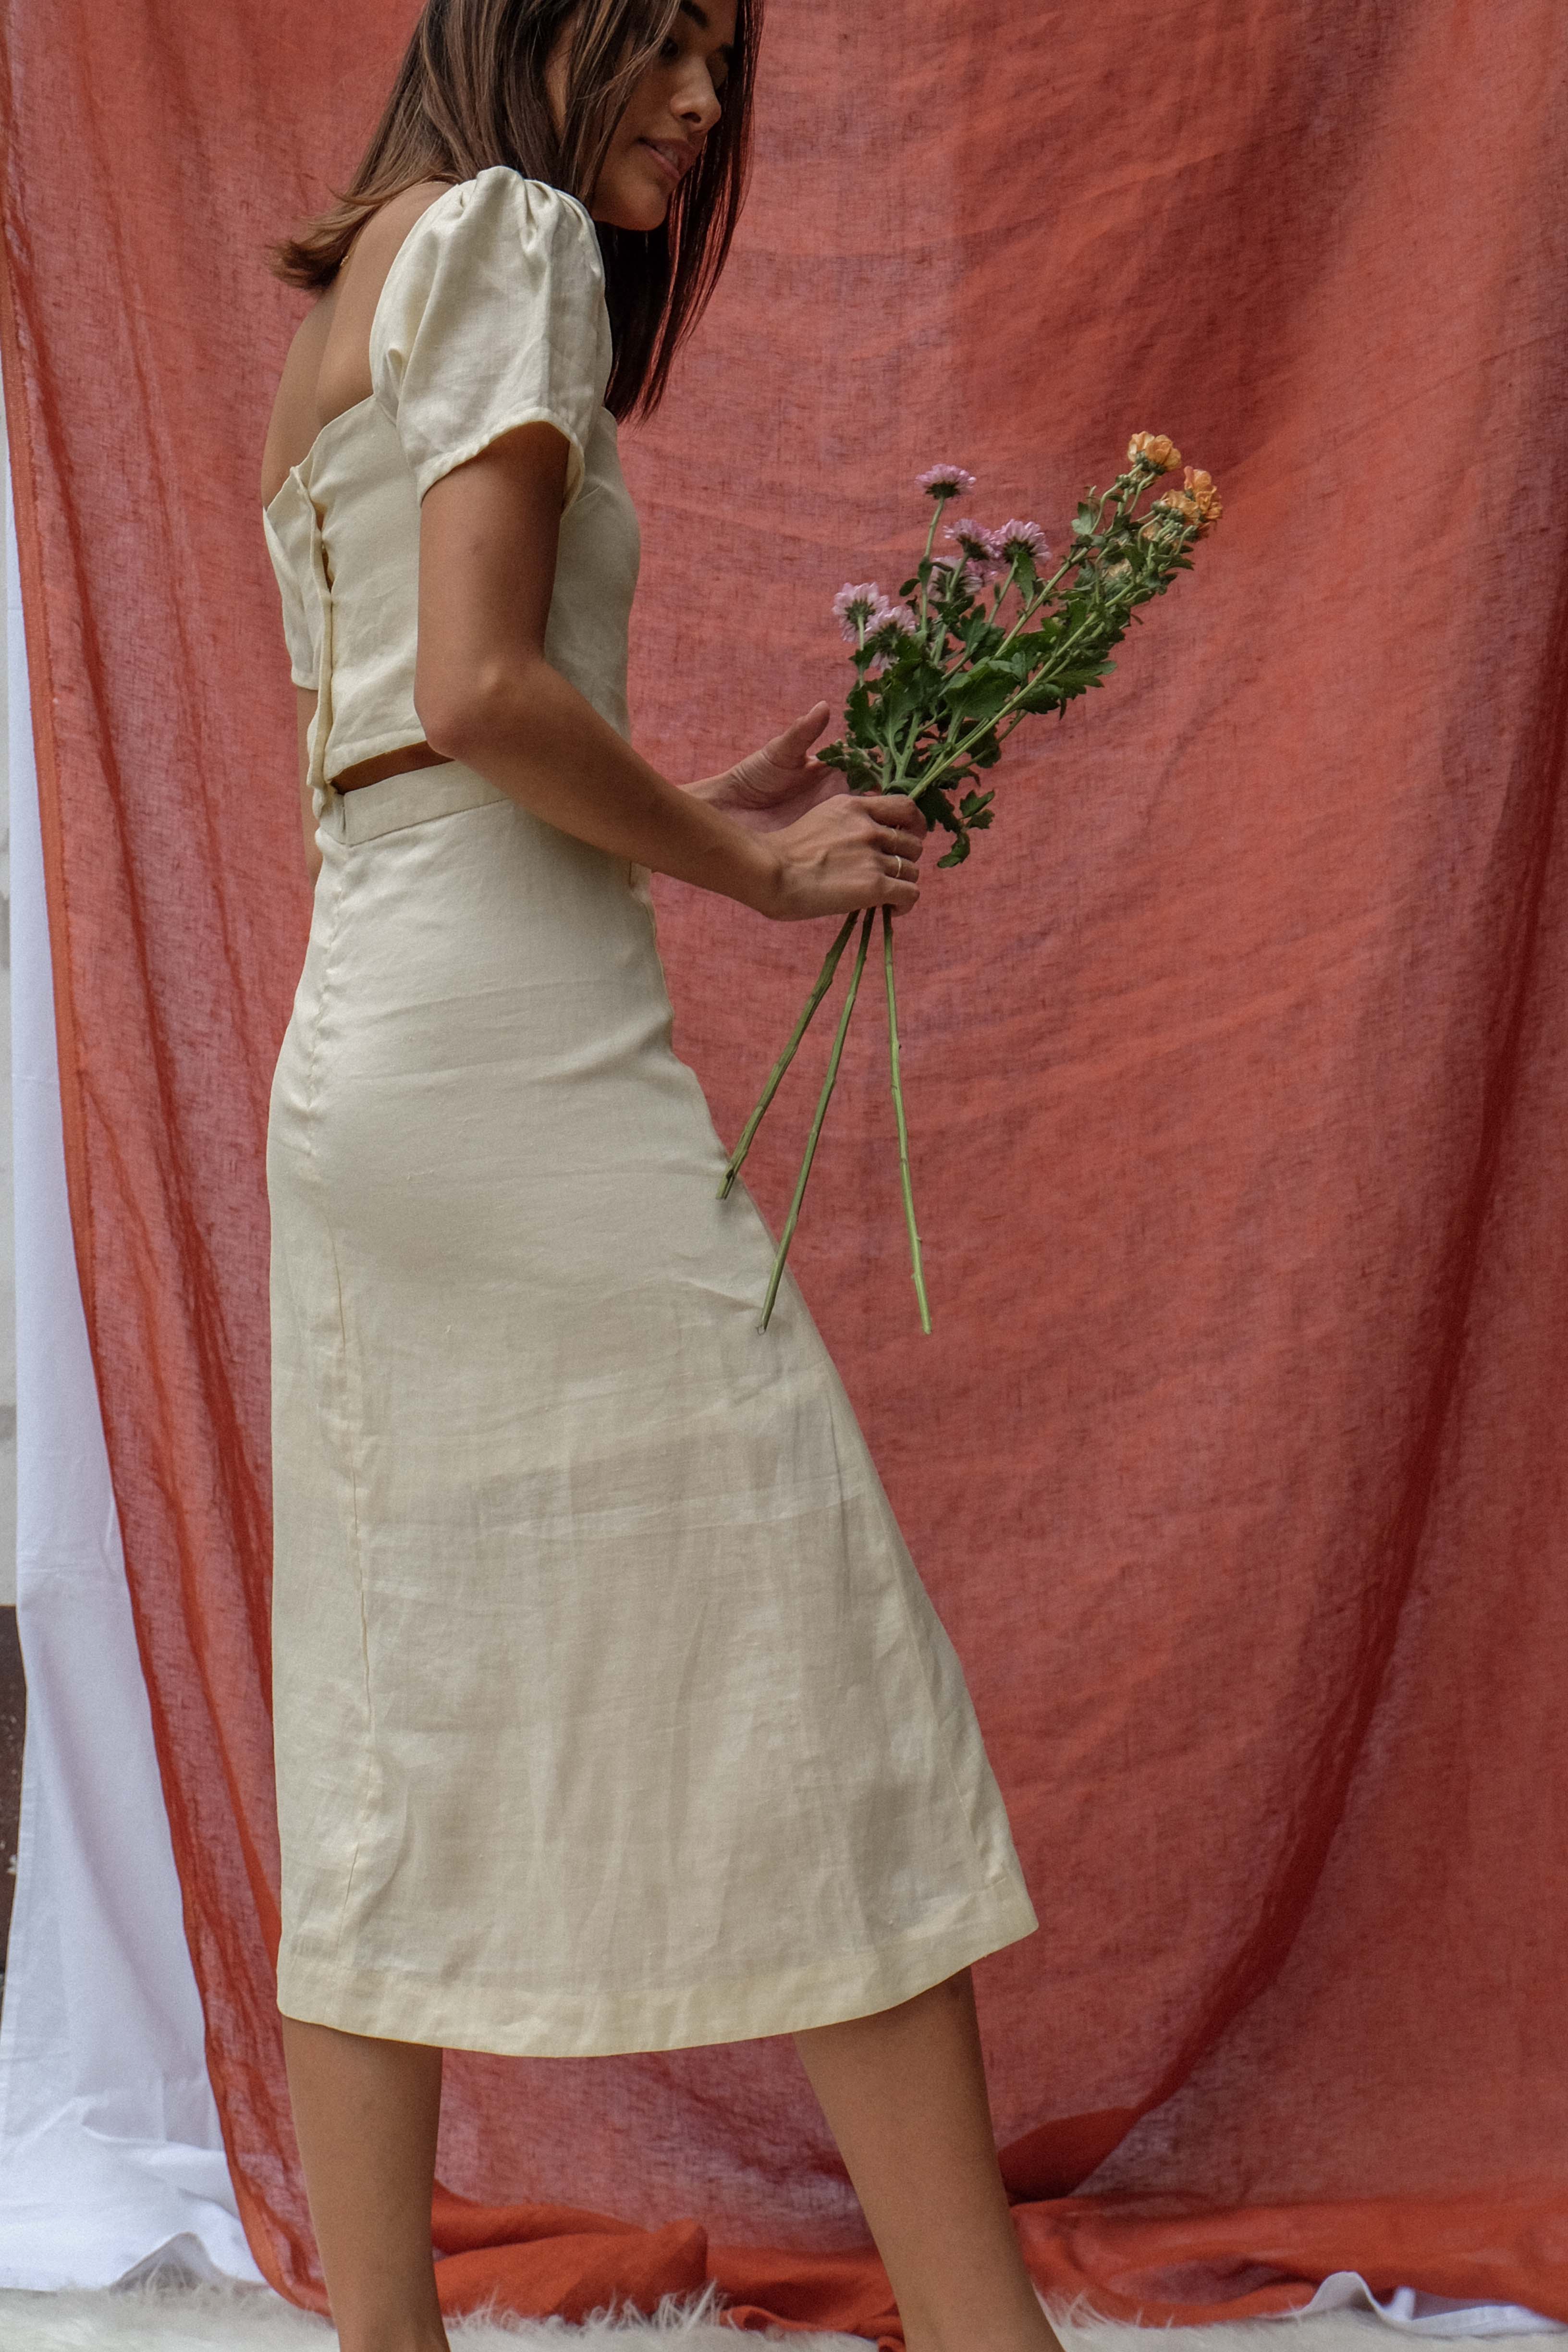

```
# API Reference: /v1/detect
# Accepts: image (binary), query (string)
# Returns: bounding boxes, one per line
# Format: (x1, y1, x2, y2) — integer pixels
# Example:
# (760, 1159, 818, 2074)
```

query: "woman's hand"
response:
(693, 698, 931, 919)
(759, 788, 929, 923)
(695, 700, 848, 833)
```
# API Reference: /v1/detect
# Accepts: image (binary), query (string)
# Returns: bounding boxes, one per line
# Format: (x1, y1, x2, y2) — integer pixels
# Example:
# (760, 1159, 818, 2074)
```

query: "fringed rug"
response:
(0, 2278, 1501, 2352)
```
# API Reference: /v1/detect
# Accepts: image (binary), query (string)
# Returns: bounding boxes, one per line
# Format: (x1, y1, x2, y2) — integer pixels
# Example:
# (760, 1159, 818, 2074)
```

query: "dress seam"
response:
(298, 849, 379, 1953)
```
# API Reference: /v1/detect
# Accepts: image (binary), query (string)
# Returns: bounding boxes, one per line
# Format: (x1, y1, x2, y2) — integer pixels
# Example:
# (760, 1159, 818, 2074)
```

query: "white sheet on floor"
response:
(0, 451, 261, 2289)
(1296, 2275, 1565, 2336)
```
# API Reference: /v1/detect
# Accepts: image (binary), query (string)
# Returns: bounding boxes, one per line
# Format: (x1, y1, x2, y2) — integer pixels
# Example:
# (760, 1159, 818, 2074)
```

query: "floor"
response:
(0, 2278, 1468, 2352)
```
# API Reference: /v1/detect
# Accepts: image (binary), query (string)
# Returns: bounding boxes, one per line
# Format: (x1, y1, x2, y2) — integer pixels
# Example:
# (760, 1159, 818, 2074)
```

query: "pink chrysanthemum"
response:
(916, 463, 977, 499)
(832, 581, 884, 641)
(930, 552, 985, 599)
(868, 596, 919, 637)
(863, 597, 920, 673)
(945, 515, 998, 568)
(987, 518, 1050, 566)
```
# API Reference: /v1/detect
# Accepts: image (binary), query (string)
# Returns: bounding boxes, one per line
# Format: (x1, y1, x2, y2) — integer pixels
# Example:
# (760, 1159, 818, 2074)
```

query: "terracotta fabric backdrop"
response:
(5, 0, 1568, 2333)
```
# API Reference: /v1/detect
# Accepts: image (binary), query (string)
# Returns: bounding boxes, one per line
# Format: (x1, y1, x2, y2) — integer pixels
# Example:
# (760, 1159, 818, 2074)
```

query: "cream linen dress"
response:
(261, 166, 1037, 2057)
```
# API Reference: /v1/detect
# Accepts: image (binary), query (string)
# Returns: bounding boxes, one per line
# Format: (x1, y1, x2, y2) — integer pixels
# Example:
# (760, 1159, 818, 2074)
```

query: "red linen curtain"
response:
(5, 0, 1568, 2332)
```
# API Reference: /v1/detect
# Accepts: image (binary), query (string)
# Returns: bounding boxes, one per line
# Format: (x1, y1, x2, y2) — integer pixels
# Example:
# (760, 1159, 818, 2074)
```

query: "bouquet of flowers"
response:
(721, 432, 1223, 1332)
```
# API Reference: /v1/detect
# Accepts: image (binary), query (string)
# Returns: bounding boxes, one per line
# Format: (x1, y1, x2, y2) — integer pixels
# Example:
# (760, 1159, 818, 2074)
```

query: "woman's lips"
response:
(639, 138, 687, 183)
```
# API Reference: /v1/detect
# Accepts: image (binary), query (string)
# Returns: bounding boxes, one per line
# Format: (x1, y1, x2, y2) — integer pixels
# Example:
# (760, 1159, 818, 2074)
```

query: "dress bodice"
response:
(260, 169, 641, 816)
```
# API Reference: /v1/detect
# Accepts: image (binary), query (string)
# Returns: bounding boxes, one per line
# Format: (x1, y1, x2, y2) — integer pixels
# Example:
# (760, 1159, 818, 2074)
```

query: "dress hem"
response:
(275, 1882, 1040, 2058)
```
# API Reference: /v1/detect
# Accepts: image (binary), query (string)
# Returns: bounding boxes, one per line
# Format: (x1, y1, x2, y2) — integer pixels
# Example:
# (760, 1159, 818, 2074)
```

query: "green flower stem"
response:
(915, 495, 946, 632)
(891, 507, 1146, 795)
(918, 573, 1145, 799)
(882, 905, 930, 1334)
(718, 909, 860, 1199)
(759, 905, 877, 1331)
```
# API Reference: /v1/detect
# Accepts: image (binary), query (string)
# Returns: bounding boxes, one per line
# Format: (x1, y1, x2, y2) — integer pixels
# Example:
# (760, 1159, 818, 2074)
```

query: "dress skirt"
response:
(267, 756, 1038, 2057)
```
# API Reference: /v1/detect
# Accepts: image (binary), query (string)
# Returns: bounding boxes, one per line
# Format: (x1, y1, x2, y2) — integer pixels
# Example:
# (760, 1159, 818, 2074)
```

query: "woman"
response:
(260, 4, 1055, 2349)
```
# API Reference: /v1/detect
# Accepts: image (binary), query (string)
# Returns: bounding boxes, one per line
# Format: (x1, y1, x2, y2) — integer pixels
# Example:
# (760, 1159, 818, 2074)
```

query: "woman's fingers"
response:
(865, 791, 929, 839)
(875, 823, 926, 861)
(762, 700, 833, 767)
(827, 804, 922, 901)
(765, 782, 931, 919)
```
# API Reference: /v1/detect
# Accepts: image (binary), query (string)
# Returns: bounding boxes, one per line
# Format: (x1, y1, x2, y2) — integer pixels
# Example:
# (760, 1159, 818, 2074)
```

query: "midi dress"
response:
(261, 165, 1038, 2058)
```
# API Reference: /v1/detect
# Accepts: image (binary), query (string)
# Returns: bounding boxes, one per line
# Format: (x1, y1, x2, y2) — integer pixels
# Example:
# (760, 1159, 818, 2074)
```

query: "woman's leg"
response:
(280, 2014, 450, 2352)
(792, 1969, 1063, 2352)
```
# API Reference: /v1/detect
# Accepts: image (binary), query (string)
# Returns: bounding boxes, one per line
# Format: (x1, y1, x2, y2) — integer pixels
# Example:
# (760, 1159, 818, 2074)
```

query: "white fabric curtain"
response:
(0, 452, 260, 2290)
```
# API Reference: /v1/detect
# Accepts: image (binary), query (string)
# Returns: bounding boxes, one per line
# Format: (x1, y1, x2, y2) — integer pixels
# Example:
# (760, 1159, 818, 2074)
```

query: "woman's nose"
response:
(674, 61, 723, 136)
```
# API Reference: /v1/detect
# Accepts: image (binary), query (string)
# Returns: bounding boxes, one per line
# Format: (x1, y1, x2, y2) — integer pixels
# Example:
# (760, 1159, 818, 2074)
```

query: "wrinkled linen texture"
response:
(262, 166, 1037, 2057)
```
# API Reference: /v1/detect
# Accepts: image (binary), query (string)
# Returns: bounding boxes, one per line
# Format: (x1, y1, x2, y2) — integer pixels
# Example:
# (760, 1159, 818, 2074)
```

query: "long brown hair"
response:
(270, 0, 759, 420)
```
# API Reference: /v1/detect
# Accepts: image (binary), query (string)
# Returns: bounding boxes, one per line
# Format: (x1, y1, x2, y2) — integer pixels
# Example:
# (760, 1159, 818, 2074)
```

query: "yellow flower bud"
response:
(1127, 431, 1182, 473)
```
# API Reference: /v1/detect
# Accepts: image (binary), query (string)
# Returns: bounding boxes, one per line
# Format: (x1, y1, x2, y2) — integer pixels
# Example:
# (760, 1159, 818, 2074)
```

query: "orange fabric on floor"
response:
(5, 0, 1568, 2331)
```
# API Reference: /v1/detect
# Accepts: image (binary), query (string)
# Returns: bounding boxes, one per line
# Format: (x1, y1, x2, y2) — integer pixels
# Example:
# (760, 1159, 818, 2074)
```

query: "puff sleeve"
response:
(371, 168, 611, 512)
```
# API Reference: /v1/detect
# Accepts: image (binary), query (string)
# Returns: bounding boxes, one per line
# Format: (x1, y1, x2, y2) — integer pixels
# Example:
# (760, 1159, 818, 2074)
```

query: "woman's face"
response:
(548, 0, 736, 231)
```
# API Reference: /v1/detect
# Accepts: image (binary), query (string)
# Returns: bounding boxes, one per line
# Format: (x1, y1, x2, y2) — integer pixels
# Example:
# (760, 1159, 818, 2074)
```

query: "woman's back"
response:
(260, 168, 639, 801)
(261, 181, 452, 511)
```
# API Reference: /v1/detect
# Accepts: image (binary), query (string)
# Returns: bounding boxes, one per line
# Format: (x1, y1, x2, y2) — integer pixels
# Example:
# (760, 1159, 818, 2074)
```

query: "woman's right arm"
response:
(412, 421, 926, 922)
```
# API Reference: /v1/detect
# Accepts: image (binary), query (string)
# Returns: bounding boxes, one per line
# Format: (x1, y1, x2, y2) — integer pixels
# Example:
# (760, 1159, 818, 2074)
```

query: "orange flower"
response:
(1127, 431, 1182, 473)
(1142, 469, 1223, 541)
(1179, 466, 1223, 534)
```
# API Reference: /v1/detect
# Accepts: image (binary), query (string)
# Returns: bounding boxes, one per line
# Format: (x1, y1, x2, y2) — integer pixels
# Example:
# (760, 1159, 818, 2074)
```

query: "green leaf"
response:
(878, 657, 943, 729)
(960, 616, 1006, 660)
(940, 660, 1017, 726)
(879, 679, 926, 729)
(1054, 659, 1113, 692)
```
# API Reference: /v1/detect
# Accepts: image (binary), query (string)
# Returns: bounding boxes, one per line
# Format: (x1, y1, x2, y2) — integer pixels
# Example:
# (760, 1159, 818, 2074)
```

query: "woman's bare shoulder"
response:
(259, 178, 456, 508)
(260, 297, 334, 507)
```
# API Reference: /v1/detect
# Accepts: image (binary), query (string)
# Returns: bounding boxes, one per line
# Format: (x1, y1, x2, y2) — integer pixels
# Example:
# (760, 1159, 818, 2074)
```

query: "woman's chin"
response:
(589, 164, 673, 233)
